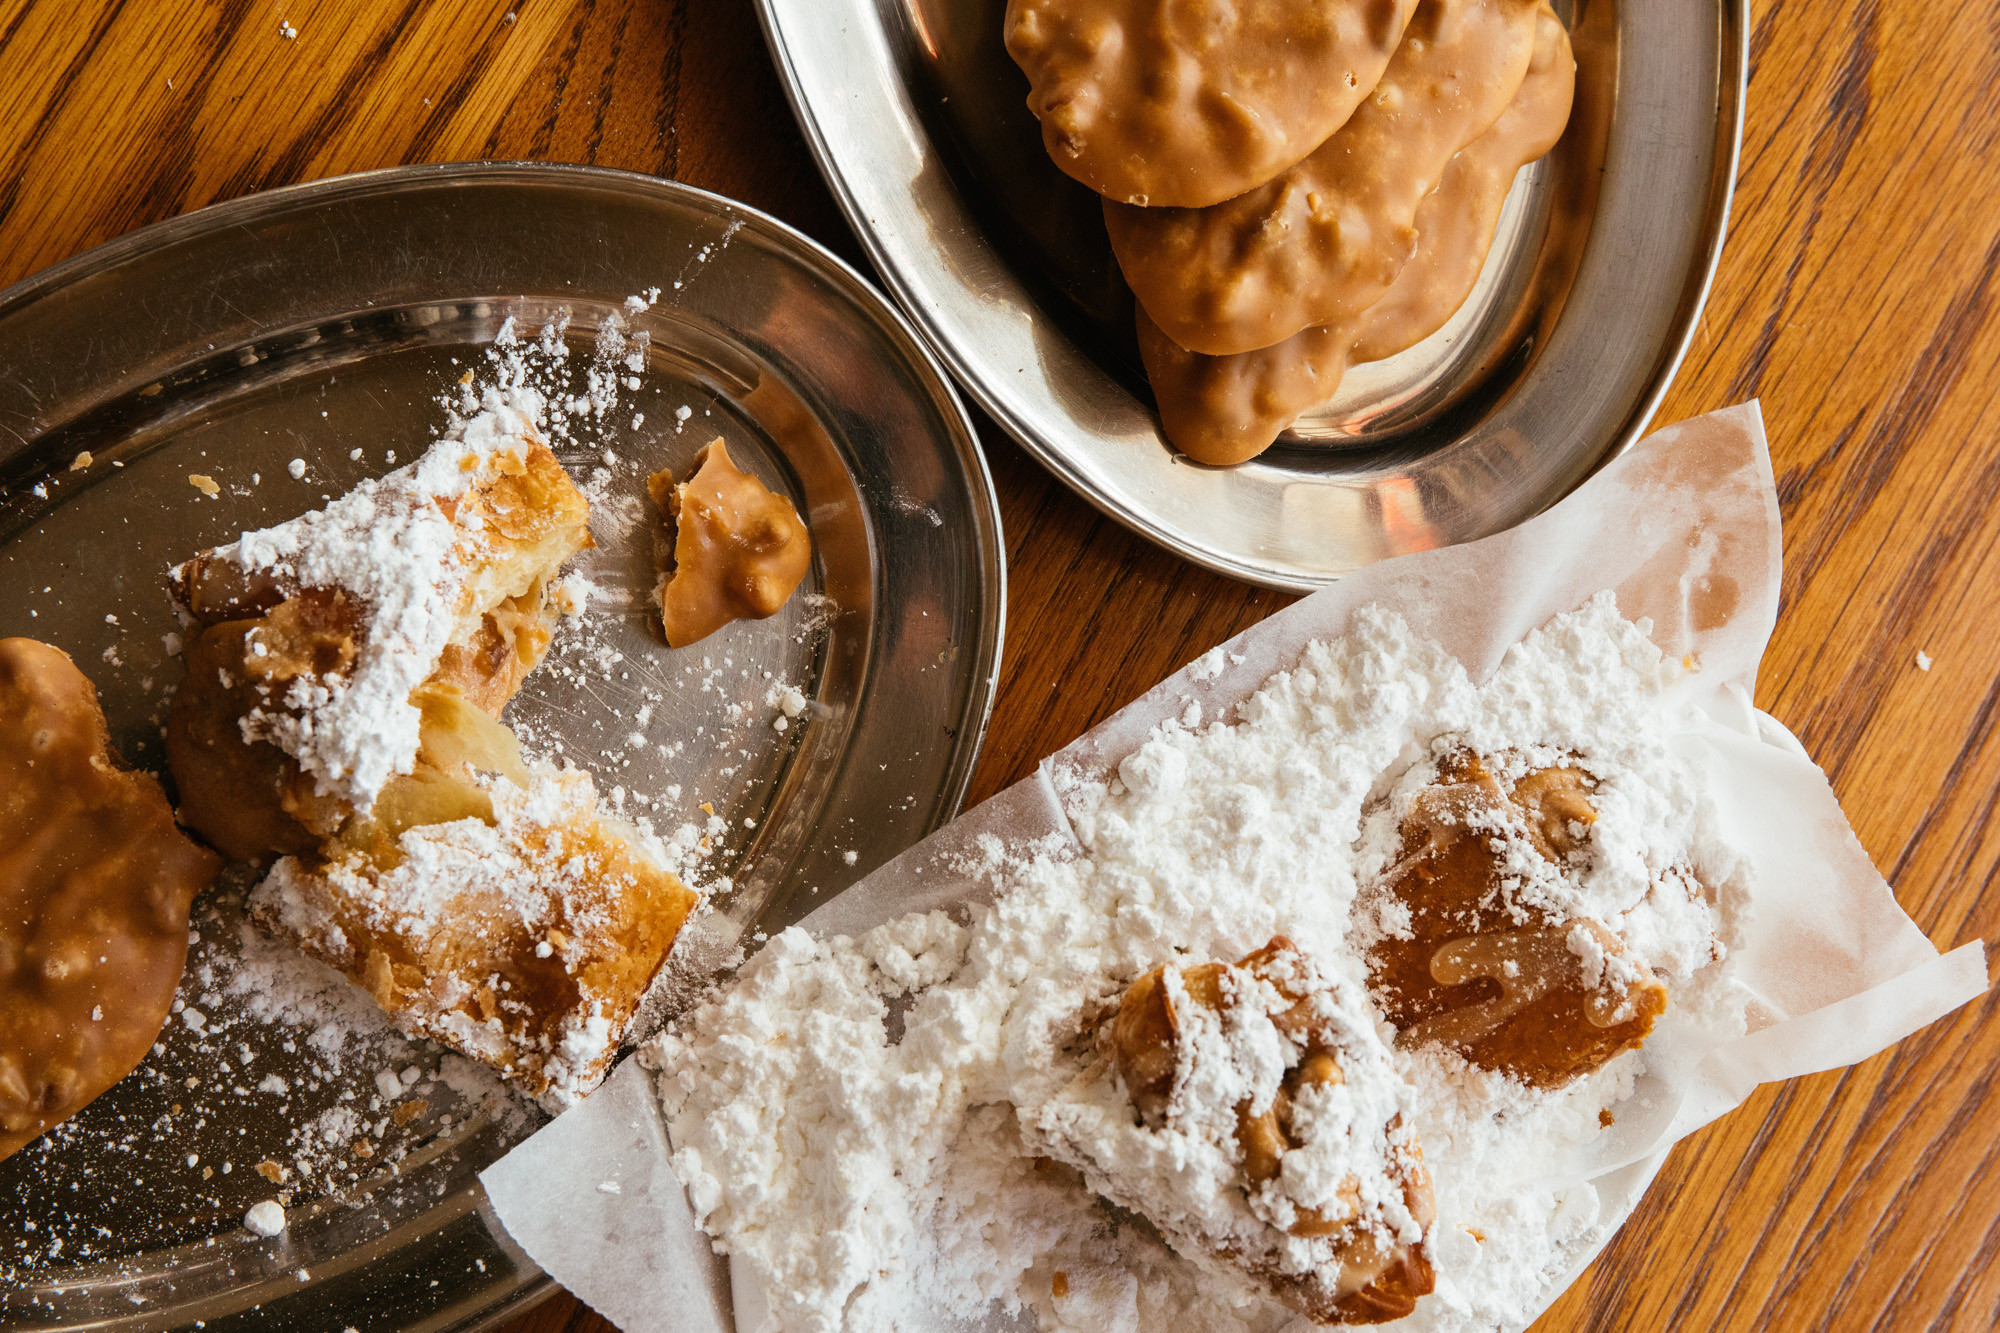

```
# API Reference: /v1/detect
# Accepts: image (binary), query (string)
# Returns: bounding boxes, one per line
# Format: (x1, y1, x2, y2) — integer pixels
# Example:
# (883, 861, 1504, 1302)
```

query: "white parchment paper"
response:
(482, 402, 1988, 1332)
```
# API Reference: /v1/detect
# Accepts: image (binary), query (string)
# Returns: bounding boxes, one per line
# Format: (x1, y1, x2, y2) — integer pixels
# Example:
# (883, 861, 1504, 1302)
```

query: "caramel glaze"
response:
(1105, 0, 1542, 359)
(1136, 6, 1574, 465)
(1110, 938, 1436, 1325)
(1, 638, 221, 1160)
(1368, 753, 1670, 1088)
(651, 440, 812, 649)
(1004, 0, 1419, 210)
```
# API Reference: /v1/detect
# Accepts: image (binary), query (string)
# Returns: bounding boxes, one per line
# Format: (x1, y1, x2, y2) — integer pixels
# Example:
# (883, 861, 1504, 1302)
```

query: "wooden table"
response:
(4, 1, 1995, 1328)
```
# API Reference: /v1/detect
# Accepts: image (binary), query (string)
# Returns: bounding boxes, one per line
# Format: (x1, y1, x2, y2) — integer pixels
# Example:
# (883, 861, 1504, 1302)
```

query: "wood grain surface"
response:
(2, 0, 1996, 1329)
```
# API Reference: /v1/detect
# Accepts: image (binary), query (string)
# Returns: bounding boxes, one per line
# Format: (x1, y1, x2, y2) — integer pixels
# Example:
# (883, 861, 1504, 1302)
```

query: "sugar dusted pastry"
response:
(658, 598, 1749, 1331)
(251, 685, 698, 1110)
(167, 387, 591, 857)
(169, 588, 360, 860)
(1363, 749, 1675, 1086)
(1, 639, 221, 1160)
(1033, 938, 1435, 1325)
(164, 390, 701, 1107)
(648, 439, 811, 648)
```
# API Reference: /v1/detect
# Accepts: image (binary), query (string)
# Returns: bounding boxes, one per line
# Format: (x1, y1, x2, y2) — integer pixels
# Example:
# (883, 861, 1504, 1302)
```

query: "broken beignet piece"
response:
(649, 439, 810, 648)
(163, 393, 700, 1108)
(251, 685, 699, 1111)
(1, 639, 222, 1160)
(167, 396, 591, 859)
(1031, 938, 1434, 1326)
(1364, 751, 1672, 1087)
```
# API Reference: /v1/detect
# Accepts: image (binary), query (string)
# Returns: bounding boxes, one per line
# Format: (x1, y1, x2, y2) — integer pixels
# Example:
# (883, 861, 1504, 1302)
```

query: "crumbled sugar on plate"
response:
(654, 595, 1750, 1333)
(4, 872, 530, 1271)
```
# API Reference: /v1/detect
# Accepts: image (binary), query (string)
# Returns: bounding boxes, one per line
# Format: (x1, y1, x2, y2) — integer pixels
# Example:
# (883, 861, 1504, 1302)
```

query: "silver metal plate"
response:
(754, 0, 1746, 590)
(0, 164, 1004, 1331)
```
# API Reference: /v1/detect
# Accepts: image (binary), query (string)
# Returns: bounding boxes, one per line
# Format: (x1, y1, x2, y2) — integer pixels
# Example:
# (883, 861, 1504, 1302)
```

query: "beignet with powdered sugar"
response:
(163, 390, 699, 1110)
(1029, 938, 1435, 1325)
(1358, 748, 1705, 1087)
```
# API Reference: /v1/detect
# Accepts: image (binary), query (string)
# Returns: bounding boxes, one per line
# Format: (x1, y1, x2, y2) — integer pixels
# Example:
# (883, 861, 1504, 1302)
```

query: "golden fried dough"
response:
(253, 685, 701, 1110)
(166, 437, 589, 862)
(1, 639, 221, 1160)
(1106, 0, 1541, 357)
(427, 577, 562, 716)
(1367, 753, 1669, 1087)
(1137, 6, 1573, 463)
(1110, 939, 1436, 1324)
(166, 592, 362, 862)
(651, 440, 812, 649)
(1004, 0, 1419, 209)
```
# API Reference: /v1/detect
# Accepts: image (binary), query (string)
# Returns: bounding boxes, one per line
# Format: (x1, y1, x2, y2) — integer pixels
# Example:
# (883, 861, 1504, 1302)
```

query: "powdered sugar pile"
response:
(653, 593, 1749, 1332)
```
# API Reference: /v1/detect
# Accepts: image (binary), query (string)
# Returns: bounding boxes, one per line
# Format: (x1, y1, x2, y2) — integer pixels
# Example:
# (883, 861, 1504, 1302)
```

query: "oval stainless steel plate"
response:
(0, 164, 1003, 1331)
(754, 0, 1746, 590)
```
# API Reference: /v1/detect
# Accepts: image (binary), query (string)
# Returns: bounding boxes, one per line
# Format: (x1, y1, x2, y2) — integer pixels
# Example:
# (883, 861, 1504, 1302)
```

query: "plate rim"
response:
(751, 0, 1750, 592)
(0, 159, 1007, 1332)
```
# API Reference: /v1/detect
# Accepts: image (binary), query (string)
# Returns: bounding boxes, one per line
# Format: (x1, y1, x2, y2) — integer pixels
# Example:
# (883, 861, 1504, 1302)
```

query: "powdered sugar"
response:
(210, 387, 545, 808)
(253, 759, 692, 1113)
(656, 916, 977, 1330)
(653, 594, 1746, 1331)
(1024, 944, 1427, 1318)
